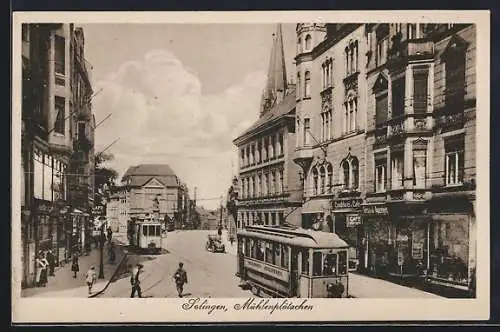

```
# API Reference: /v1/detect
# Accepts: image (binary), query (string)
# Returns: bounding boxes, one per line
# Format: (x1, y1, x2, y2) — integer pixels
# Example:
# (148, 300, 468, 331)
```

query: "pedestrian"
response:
(35, 252, 46, 287)
(46, 249, 55, 276)
(40, 252, 49, 286)
(85, 266, 97, 295)
(130, 264, 144, 298)
(173, 262, 188, 298)
(107, 226, 113, 244)
(108, 241, 116, 264)
(71, 253, 80, 278)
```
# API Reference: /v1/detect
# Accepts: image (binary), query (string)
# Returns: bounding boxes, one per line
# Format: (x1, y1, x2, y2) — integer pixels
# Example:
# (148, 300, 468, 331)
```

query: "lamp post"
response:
(98, 223, 105, 279)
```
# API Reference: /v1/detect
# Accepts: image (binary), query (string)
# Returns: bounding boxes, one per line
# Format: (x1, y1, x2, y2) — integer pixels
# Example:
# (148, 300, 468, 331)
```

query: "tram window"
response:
(149, 225, 156, 236)
(338, 250, 348, 275)
(142, 226, 147, 236)
(256, 240, 264, 261)
(312, 251, 323, 276)
(156, 225, 161, 236)
(281, 245, 289, 268)
(265, 242, 274, 264)
(250, 239, 256, 258)
(245, 238, 250, 256)
(274, 243, 281, 267)
(323, 253, 337, 276)
(301, 249, 310, 275)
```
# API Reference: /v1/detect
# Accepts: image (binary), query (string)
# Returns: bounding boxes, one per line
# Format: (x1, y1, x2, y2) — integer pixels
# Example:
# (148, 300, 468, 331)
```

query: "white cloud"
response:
(93, 49, 265, 209)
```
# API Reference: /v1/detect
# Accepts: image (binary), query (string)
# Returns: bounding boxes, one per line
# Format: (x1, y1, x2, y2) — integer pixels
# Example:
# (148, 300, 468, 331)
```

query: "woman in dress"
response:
(71, 253, 79, 278)
(35, 252, 47, 287)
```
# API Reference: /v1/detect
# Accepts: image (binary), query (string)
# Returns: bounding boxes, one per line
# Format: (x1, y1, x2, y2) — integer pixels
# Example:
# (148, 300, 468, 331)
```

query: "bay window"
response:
(54, 96, 66, 135)
(413, 66, 429, 114)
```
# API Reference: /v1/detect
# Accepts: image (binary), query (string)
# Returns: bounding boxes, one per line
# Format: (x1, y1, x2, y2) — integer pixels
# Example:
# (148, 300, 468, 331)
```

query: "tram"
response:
(127, 217, 164, 254)
(236, 225, 350, 298)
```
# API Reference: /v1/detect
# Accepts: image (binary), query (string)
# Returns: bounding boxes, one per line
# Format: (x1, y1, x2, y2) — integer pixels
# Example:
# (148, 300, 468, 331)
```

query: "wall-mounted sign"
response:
(346, 214, 362, 227)
(412, 243, 424, 259)
(334, 198, 362, 210)
(362, 205, 389, 215)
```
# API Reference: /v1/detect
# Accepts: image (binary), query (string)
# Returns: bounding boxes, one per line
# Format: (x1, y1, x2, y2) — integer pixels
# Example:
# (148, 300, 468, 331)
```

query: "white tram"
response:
(236, 225, 350, 298)
(129, 218, 164, 254)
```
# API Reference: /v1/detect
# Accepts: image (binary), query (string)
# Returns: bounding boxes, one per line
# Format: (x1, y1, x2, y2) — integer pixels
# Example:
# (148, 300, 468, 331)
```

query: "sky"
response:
(80, 23, 296, 209)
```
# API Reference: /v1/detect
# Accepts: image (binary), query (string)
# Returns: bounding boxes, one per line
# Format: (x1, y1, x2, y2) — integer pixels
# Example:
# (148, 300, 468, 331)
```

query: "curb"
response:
(88, 246, 129, 298)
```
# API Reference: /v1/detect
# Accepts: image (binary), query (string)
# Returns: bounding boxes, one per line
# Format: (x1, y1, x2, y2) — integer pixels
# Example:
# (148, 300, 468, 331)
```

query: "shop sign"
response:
(334, 198, 362, 210)
(346, 214, 362, 227)
(362, 205, 389, 215)
(412, 243, 424, 259)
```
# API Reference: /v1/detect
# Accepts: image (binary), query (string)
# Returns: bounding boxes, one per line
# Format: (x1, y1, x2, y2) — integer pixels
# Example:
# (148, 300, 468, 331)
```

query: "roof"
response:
(237, 225, 349, 249)
(233, 91, 296, 144)
(122, 164, 180, 188)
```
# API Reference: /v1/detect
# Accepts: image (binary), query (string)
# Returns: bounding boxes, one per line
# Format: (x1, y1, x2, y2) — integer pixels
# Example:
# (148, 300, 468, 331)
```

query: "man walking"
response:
(130, 263, 144, 298)
(173, 262, 188, 298)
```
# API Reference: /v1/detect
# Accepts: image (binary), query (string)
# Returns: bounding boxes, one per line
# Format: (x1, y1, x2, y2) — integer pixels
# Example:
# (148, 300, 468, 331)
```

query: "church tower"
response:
(260, 24, 288, 117)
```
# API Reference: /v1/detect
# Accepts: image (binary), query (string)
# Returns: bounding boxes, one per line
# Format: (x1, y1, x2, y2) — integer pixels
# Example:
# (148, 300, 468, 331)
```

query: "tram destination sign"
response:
(334, 198, 362, 210)
(244, 258, 289, 282)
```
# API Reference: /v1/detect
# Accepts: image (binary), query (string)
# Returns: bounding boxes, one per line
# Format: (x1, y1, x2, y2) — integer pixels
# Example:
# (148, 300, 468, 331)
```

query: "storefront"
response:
(332, 197, 364, 271)
(362, 203, 391, 276)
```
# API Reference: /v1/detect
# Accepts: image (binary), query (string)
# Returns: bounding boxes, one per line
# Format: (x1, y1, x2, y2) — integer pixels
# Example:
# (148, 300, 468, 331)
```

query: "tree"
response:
(94, 152, 118, 207)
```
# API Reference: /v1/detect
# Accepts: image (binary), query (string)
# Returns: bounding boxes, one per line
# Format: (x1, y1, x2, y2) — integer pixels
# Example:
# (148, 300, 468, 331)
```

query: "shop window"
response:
(445, 136, 464, 186)
(430, 218, 469, 285)
(54, 96, 66, 135)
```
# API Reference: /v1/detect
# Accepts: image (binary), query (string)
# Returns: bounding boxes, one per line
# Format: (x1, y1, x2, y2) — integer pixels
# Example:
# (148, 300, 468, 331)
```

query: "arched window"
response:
(304, 71, 311, 98)
(270, 171, 276, 195)
(327, 163, 333, 193)
(312, 167, 318, 196)
(319, 166, 326, 194)
(305, 34, 312, 51)
(341, 156, 360, 190)
(342, 161, 350, 189)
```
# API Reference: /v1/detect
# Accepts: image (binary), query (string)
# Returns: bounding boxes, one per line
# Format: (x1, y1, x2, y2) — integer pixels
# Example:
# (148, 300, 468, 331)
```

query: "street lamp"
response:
(98, 223, 105, 279)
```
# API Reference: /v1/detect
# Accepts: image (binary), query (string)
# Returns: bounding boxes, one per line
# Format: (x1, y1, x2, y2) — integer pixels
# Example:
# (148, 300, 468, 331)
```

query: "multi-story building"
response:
(107, 164, 189, 232)
(21, 24, 75, 287)
(293, 24, 368, 270)
(292, 22, 476, 293)
(67, 27, 95, 252)
(363, 23, 476, 292)
(233, 24, 303, 229)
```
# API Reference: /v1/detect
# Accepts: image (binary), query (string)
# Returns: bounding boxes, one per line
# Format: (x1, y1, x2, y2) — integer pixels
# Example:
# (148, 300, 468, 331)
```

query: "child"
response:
(85, 266, 97, 295)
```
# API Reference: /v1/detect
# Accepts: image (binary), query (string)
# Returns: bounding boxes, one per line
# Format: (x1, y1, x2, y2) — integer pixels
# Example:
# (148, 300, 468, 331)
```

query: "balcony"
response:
(293, 146, 314, 170)
(387, 114, 433, 142)
(388, 38, 435, 65)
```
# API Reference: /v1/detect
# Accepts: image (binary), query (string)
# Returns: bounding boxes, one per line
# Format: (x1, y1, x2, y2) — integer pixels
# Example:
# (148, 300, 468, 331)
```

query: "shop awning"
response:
(301, 198, 330, 214)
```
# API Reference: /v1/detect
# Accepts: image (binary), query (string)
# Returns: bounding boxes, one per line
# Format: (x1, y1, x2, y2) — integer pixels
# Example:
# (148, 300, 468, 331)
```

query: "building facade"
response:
(107, 164, 191, 232)
(363, 23, 476, 291)
(294, 24, 369, 270)
(291, 22, 476, 292)
(21, 24, 95, 288)
(233, 24, 303, 229)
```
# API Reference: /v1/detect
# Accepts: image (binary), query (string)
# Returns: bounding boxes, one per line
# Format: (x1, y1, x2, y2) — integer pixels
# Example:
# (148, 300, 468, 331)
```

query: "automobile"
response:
(205, 234, 226, 253)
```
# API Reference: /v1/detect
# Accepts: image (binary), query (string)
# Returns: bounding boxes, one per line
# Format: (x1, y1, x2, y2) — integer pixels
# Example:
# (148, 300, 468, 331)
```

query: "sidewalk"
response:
(221, 230, 237, 255)
(348, 273, 444, 298)
(21, 242, 127, 298)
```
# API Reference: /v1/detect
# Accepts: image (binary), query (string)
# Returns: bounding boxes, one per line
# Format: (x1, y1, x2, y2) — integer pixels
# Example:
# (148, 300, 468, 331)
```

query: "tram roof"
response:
(237, 225, 349, 249)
